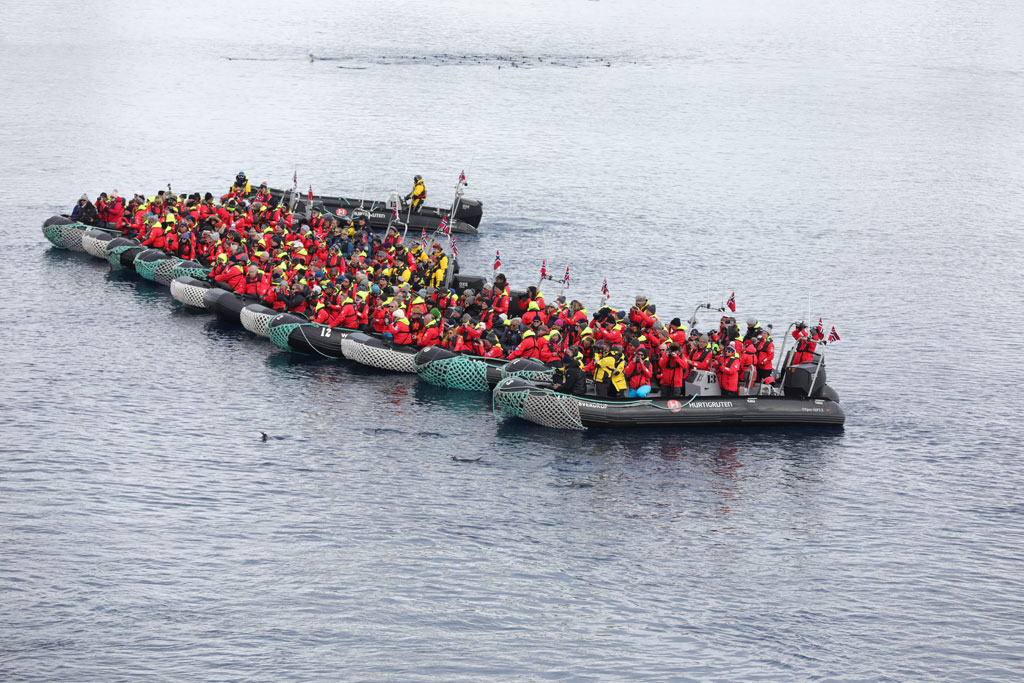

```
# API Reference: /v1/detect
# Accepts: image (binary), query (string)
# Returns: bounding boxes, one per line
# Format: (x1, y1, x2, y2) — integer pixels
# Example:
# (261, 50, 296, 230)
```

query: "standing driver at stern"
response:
(406, 175, 427, 213)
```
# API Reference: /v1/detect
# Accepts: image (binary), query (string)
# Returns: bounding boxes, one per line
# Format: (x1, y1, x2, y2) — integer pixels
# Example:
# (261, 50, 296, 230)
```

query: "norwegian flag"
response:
(601, 279, 610, 297)
(459, 170, 466, 183)
(420, 228, 428, 250)
(438, 214, 450, 235)
(727, 292, 736, 312)
(828, 326, 841, 343)
(451, 237, 459, 256)
(564, 266, 571, 288)
(307, 185, 313, 204)
(493, 249, 501, 271)
(813, 317, 826, 340)
(540, 259, 546, 278)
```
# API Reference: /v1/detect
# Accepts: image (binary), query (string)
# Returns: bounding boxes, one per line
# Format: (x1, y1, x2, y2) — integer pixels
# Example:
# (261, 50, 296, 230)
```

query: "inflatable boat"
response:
(493, 362, 844, 430)
(269, 188, 483, 235)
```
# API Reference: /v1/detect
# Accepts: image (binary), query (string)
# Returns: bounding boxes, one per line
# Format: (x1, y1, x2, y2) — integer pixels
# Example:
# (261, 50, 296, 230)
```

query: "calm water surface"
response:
(1, 1, 1023, 680)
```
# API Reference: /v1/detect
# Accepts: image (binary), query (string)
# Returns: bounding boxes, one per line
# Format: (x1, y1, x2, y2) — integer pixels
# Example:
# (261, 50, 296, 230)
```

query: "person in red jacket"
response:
(330, 295, 359, 329)
(507, 330, 543, 360)
(215, 259, 247, 293)
(755, 329, 775, 381)
(739, 339, 758, 390)
(624, 348, 654, 398)
(715, 346, 741, 396)
(241, 265, 263, 296)
(416, 314, 442, 347)
(389, 310, 414, 345)
(483, 333, 504, 358)
(690, 335, 715, 371)
(792, 322, 817, 365)
(140, 218, 166, 249)
(658, 343, 690, 397)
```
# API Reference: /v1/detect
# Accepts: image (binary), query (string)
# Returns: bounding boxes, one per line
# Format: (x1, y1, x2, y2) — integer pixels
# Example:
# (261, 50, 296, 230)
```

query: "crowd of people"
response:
(70, 174, 825, 400)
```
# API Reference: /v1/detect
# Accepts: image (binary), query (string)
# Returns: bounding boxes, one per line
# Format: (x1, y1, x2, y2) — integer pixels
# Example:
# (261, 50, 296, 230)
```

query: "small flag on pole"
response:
(601, 279, 610, 297)
(292, 170, 297, 186)
(828, 326, 841, 343)
(813, 317, 825, 340)
(727, 292, 736, 312)
(540, 259, 546, 278)
(451, 237, 459, 256)
(564, 266, 571, 288)
(420, 228, 428, 251)
(307, 185, 313, 204)
(439, 215, 450, 235)
(493, 249, 501, 270)
(459, 170, 466, 183)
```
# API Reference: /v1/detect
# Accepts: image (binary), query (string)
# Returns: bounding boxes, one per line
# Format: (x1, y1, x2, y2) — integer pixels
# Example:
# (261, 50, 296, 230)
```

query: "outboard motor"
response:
(506, 290, 528, 318)
(783, 363, 828, 398)
(452, 274, 486, 296)
(684, 369, 722, 397)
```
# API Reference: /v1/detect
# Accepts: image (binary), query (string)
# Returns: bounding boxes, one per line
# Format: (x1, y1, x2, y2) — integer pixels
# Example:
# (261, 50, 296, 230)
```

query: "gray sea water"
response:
(2, 1, 1023, 679)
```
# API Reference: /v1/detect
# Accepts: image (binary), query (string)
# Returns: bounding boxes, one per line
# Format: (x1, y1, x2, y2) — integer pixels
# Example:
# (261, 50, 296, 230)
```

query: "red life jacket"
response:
(625, 359, 653, 389)
(717, 356, 740, 391)
(392, 319, 413, 345)
(659, 353, 689, 388)
(691, 347, 714, 371)
(417, 324, 441, 348)
(242, 271, 262, 296)
(141, 225, 166, 249)
(793, 329, 817, 365)
(755, 338, 774, 370)
(333, 301, 358, 329)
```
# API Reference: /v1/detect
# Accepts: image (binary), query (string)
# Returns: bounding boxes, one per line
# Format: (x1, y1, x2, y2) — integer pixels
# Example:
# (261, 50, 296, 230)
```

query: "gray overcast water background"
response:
(1, 1, 1023, 680)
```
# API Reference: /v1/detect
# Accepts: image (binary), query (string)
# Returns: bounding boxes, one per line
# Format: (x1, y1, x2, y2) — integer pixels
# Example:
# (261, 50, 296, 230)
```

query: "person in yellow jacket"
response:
(230, 171, 252, 197)
(593, 344, 627, 398)
(406, 175, 426, 212)
(429, 243, 449, 288)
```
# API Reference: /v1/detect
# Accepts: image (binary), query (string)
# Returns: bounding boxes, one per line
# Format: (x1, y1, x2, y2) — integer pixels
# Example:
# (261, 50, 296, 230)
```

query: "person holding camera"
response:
(792, 321, 818, 365)
(625, 347, 654, 398)
(658, 342, 690, 397)
(593, 343, 627, 398)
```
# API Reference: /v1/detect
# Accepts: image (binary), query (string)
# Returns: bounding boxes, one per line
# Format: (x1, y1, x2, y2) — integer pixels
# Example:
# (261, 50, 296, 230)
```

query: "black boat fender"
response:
(202, 286, 233, 311)
(81, 227, 119, 259)
(414, 346, 506, 392)
(340, 331, 419, 373)
(501, 357, 554, 382)
(133, 249, 174, 282)
(41, 215, 89, 251)
(239, 303, 280, 338)
(210, 290, 261, 326)
(170, 276, 214, 309)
